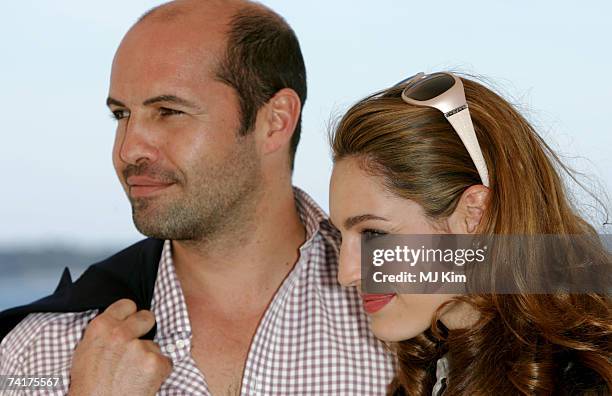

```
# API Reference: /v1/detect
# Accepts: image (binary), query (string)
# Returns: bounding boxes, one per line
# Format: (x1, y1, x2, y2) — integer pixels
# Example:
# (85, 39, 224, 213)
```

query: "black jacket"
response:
(0, 238, 164, 342)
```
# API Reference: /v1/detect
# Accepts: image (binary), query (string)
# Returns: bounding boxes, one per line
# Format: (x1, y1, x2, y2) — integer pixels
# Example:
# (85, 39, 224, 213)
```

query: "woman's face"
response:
(329, 157, 465, 342)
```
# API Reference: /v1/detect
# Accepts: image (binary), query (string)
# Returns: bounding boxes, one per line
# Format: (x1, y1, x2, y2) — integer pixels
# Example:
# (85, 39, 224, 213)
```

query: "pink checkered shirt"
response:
(0, 187, 395, 395)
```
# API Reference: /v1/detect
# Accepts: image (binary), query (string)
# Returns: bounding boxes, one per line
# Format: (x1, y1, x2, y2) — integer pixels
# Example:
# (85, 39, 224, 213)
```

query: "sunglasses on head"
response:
(397, 72, 490, 187)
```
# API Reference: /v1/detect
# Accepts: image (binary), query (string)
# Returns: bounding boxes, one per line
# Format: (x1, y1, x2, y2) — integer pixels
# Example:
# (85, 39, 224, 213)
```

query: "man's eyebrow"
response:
(142, 95, 199, 109)
(105, 95, 201, 110)
(106, 97, 125, 108)
(344, 214, 388, 230)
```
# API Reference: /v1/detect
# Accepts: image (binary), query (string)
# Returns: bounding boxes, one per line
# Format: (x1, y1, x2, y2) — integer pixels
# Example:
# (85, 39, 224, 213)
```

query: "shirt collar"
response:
(151, 240, 192, 339)
(151, 186, 334, 339)
(293, 186, 328, 241)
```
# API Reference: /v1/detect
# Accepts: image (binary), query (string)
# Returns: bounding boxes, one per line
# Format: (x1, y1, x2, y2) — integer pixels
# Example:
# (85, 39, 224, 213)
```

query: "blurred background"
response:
(1, 0, 610, 310)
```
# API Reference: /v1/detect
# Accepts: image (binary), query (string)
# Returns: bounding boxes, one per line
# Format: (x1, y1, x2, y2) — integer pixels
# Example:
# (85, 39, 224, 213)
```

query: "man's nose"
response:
(119, 116, 160, 165)
(337, 241, 361, 288)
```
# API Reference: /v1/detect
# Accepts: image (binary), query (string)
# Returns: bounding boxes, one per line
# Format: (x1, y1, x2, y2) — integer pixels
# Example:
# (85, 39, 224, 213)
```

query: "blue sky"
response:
(1, 0, 610, 247)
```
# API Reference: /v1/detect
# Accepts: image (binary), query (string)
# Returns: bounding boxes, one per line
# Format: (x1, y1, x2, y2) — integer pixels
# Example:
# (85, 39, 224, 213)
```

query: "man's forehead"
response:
(109, 15, 225, 93)
(108, 52, 218, 107)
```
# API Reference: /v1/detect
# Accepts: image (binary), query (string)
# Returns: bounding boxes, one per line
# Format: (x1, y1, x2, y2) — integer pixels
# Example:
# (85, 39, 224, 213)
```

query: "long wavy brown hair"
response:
(330, 75, 611, 395)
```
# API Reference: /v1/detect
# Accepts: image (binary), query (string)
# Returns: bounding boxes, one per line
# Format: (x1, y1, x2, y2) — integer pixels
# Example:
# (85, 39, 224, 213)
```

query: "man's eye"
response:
(361, 229, 387, 240)
(159, 107, 184, 117)
(111, 109, 129, 120)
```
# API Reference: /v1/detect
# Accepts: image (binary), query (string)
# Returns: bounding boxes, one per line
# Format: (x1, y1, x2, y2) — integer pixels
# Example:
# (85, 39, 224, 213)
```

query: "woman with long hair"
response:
(329, 72, 611, 395)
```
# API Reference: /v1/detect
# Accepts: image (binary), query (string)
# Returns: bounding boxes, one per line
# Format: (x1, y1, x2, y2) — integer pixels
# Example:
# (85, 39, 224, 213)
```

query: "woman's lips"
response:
(361, 293, 396, 314)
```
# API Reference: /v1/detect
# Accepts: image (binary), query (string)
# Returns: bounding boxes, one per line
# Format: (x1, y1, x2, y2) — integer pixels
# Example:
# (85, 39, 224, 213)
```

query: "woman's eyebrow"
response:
(343, 214, 388, 230)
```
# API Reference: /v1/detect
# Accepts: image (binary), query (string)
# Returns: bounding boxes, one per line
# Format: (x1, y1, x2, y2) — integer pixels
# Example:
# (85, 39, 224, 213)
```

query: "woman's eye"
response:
(361, 228, 387, 240)
(111, 109, 129, 120)
(159, 107, 184, 117)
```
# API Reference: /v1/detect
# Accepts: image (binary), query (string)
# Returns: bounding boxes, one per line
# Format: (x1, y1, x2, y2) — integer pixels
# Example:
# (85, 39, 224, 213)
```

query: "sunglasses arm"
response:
(446, 108, 490, 187)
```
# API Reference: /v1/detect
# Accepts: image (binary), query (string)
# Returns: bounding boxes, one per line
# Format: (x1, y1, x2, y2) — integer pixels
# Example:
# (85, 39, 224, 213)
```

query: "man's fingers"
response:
(127, 340, 174, 383)
(104, 299, 138, 321)
(84, 300, 139, 341)
(120, 309, 156, 340)
(140, 350, 173, 387)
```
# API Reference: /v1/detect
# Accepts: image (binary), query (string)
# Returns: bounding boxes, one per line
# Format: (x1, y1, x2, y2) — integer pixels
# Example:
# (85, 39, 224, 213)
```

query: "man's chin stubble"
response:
(130, 196, 217, 241)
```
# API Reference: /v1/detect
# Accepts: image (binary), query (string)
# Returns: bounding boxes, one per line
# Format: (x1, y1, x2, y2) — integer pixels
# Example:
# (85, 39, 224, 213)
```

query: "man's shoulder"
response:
(0, 310, 97, 371)
(0, 238, 165, 343)
(293, 186, 341, 252)
(311, 220, 341, 272)
(317, 219, 341, 249)
(85, 237, 165, 276)
(2, 311, 98, 352)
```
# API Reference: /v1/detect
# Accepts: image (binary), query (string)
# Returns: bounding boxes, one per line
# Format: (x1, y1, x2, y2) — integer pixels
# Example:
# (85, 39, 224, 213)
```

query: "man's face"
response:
(108, 17, 261, 241)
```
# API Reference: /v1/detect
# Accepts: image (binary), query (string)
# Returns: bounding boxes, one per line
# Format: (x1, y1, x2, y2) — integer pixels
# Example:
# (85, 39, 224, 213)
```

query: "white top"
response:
(431, 354, 449, 396)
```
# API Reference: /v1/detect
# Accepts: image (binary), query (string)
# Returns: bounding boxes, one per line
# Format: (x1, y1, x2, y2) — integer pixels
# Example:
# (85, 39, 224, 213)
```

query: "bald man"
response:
(0, 1, 394, 395)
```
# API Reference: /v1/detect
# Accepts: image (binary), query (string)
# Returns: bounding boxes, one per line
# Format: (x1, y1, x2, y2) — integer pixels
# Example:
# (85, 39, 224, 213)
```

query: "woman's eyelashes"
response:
(361, 228, 388, 240)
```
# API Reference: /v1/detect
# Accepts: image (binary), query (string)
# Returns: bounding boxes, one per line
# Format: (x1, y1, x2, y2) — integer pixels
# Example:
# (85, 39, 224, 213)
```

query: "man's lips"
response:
(361, 293, 396, 314)
(126, 176, 175, 198)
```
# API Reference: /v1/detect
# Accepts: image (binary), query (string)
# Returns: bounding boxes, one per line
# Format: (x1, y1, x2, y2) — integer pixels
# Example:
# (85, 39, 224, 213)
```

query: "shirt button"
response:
(166, 343, 176, 353)
(176, 339, 186, 349)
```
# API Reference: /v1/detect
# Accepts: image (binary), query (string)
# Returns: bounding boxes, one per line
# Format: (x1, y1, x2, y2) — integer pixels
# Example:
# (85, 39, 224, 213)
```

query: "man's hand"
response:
(68, 299, 172, 396)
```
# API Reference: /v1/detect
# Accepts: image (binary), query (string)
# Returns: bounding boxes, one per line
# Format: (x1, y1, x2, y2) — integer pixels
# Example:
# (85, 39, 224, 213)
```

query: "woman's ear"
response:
(447, 185, 489, 234)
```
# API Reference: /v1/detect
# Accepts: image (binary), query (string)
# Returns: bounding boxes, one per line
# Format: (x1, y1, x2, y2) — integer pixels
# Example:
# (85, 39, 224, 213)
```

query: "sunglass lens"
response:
(404, 73, 455, 101)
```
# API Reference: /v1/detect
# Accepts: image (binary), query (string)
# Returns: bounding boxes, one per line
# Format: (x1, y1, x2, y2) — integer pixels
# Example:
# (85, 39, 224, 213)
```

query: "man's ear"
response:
(257, 88, 301, 155)
(447, 185, 489, 234)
